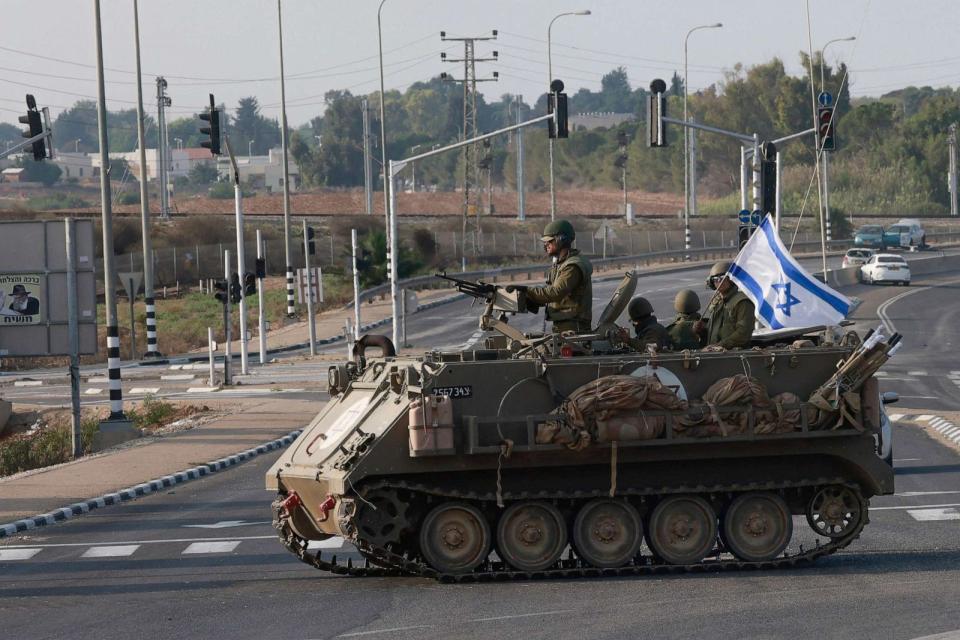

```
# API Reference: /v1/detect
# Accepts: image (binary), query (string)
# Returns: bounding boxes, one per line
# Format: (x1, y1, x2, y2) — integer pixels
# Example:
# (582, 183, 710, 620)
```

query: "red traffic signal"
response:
(817, 107, 835, 151)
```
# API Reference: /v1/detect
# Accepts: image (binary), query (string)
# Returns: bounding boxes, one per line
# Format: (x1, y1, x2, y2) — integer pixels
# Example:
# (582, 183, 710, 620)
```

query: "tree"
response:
(188, 162, 219, 185)
(232, 97, 280, 155)
(601, 67, 633, 112)
(15, 157, 61, 185)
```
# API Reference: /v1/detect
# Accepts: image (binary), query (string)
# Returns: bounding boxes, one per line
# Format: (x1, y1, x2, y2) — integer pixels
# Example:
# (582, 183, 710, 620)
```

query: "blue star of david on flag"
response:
(727, 215, 852, 329)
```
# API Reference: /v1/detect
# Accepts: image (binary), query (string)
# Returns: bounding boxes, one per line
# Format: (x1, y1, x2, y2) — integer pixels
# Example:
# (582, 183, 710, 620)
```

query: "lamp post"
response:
(547, 9, 590, 221)
(74, 138, 82, 153)
(174, 137, 183, 151)
(683, 22, 721, 252)
(314, 135, 322, 149)
(819, 36, 855, 243)
(377, 0, 390, 231)
(248, 139, 254, 157)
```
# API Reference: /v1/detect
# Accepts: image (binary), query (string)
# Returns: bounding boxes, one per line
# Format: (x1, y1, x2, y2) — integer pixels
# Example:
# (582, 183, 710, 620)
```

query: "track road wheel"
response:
(419, 502, 490, 574)
(573, 499, 643, 568)
(722, 493, 793, 562)
(648, 495, 717, 565)
(806, 485, 862, 539)
(497, 501, 567, 572)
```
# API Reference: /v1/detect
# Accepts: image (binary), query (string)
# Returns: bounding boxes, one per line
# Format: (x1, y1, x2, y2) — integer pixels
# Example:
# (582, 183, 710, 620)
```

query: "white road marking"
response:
(84, 388, 103, 395)
(893, 458, 921, 462)
(907, 371, 928, 376)
(897, 491, 960, 497)
(0, 548, 42, 561)
(187, 387, 218, 393)
(81, 545, 140, 558)
(168, 364, 183, 370)
(161, 374, 195, 381)
(338, 626, 434, 638)
(916, 415, 936, 422)
(897, 396, 939, 400)
(0, 535, 275, 549)
(469, 610, 576, 623)
(13, 380, 42, 387)
(182, 520, 271, 529)
(87, 377, 109, 383)
(872, 502, 960, 511)
(908, 508, 960, 522)
(307, 537, 347, 550)
(877, 286, 930, 333)
(877, 377, 918, 382)
(218, 388, 273, 394)
(888, 413, 904, 421)
(182, 540, 241, 554)
(129, 387, 160, 395)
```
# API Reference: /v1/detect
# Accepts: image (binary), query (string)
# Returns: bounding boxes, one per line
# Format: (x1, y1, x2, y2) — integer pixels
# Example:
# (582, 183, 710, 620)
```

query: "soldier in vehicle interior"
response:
(665, 289, 702, 350)
(618, 296, 670, 351)
(517, 219, 594, 334)
(694, 261, 756, 349)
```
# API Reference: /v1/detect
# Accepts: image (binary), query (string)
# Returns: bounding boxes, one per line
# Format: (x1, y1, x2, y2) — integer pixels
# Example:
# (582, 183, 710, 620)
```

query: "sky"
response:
(1, 0, 958, 130)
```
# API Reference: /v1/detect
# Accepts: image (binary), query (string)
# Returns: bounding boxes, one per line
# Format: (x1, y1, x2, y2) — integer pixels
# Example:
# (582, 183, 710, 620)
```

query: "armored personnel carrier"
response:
(267, 273, 895, 582)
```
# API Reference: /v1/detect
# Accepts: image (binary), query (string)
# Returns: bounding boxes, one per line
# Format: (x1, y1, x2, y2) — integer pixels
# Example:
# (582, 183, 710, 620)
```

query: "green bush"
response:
(27, 193, 89, 210)
(127, 395, 177, 430)
(118, 191, 140, 205)
(208, 181, 233, 199)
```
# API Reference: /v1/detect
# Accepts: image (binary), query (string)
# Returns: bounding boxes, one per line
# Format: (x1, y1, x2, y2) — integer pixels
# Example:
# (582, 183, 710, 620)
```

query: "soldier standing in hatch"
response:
(665, 289, 702, 350)
(695, 261, 756, 349)
(619, 296, 670, 351)
(521, 220, 594, 334)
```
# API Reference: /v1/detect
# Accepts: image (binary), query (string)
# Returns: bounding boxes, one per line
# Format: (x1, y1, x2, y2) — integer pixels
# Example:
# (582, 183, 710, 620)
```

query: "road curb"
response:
(0, 428, 303, 539)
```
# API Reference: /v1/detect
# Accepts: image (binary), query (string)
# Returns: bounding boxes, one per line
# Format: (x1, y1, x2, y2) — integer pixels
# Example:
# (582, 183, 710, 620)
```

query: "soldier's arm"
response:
(718, 300, 756, 349)
(525, 264, 583, 304)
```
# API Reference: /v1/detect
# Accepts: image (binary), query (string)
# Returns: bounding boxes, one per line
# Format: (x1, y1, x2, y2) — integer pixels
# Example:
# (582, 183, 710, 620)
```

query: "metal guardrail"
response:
(354, 231, 960, 304)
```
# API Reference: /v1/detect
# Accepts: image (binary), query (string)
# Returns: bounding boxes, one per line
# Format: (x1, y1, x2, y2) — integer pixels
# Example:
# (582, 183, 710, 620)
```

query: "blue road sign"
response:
(751, 210, 763, 226)
(818, 91, 833, 107)
(738, 209, 752, 224)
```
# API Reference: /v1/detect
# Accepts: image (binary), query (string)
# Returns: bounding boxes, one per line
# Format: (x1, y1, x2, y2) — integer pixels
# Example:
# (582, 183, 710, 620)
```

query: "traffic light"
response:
(255, 257, 266, 279)
(647, 79, 667, 148)
(243, 272, 256, 297)
(199, 93, 221, 156)
(738, 225, 752, 250)
(817, 106, 835, 151)
(613, 154, 628, 169)
(760, 141, 777, 215)
(617, 130, 630, 148)
(306, 226, 316, 255)
(213, 279, 228, 304)
(547, 79, 568, 139)
(19, 94, 45, 161)
(229, 272, 242, 304)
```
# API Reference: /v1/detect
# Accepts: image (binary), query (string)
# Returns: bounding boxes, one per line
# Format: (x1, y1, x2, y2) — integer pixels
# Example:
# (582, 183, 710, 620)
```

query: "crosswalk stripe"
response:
(182, 540, 241, 554)
(13, 380, 42, 387)
(907, 371, 928, 376)
(81, 545, 140, 558)
(307, 537, 347, 550)
(87, 377, 109, 383)
(907, 508, 960, 522)
(888, 413, 904, 421)
(129, 387, 160, 395)
(0, 548, 42, 561)
(161, 374, 195, 381)
(84, 388, 103, 395)
(916, 415, 935, 422)
(187, 387, 218, 393)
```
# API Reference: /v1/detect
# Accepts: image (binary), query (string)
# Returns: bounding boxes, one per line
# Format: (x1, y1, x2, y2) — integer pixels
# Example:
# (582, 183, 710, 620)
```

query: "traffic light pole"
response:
(302, 220, 317, 356)
(222, 136, 249, 375)
(386, 109, 555, 349)
(256, 229, 267, 365)
(223, 249, 232, 386)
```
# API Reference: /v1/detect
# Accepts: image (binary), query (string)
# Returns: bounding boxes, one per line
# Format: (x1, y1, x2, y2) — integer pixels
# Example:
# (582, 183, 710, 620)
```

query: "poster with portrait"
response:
(0, 273, 44, 324)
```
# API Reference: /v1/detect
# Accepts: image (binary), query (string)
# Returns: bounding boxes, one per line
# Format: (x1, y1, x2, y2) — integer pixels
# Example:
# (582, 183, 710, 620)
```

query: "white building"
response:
(217, 148, 300, 192)
(95, 147, 215, 181)
(52, 151, 94, 181)
(570, 112, 636, 131)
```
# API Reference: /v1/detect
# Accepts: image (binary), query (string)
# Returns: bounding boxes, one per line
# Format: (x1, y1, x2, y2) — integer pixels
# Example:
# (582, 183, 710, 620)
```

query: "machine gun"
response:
(435, 271, 530, 341)
(435, 271, 498, 302)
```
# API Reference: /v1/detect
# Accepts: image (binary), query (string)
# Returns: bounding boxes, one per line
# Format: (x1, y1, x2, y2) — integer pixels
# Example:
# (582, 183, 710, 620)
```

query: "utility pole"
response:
(134, 0, 160, 359)
(277, 0, 295, 319)
(362, 98, 374, 215)
(155, 77, 171, 219)
(441, 30, 498, 269)
(94, 0, 126, 423)
(949, 123, 958, 217)
(515, 94, 525, 221)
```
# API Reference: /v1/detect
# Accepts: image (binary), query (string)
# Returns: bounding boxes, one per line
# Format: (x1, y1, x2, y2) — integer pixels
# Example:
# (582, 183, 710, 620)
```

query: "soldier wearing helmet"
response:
(619, 296, 670, 351)
(523, 220, 594, 333)
(694, 261, 756, 349)
(665, 289, 702, 350)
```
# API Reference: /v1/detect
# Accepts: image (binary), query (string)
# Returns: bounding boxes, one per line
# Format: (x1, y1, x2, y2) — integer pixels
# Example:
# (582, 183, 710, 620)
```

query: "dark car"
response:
(854, 225, 885, 248)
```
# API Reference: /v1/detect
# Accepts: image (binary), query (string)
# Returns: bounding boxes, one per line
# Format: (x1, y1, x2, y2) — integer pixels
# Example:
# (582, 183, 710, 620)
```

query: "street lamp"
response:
(818, 36, 855, 243)
(74, 138, 82, 153)
(314, 134, 322, 149)
(377, 0, 390, 232)
(683, 21, 721, 248)
(248, 139, 255, 157)
(174, 137, 183, 151)
(547, 9, 591, 221)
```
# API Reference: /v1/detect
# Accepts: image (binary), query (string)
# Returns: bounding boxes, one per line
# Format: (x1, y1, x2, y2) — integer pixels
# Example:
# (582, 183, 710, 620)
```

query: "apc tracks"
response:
(273, 477, 868, 583)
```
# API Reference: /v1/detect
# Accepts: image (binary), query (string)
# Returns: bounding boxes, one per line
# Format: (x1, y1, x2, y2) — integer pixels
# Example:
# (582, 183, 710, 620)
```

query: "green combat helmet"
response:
(707, 260, 732, 290)
(674, 289, 701, 314)
(627, 296, 654, 321)
(541, 219, 576, 246)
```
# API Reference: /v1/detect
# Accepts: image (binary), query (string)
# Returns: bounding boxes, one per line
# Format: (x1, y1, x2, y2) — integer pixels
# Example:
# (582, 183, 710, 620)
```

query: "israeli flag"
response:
(728, 215, 852, 329)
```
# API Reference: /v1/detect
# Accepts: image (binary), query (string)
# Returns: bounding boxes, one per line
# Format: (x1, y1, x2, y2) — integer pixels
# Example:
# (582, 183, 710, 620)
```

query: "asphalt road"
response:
(4, 250, 960, 639)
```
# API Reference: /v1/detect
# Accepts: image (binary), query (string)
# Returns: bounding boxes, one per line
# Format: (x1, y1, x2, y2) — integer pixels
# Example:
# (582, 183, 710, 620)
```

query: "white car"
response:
(878, 391, 898, 466)
(860, 253, 911, 285)
(842, 248, 875, 269)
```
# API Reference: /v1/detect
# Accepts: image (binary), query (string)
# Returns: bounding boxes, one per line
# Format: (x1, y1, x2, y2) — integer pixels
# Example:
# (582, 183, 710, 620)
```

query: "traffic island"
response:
(92, 418, 140, 452)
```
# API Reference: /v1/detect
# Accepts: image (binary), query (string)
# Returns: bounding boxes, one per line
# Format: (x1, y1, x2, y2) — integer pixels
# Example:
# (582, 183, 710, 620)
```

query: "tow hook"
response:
(317, 495, 337, 522)
(278, 491, 303, 517)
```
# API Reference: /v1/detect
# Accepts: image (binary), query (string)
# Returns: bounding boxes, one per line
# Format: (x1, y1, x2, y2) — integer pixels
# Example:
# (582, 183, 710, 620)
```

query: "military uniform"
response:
(624, 315, 671, 351)
(526, 249, 593, 333)
(703, 289, 755, 349)
(665, 312, 701, 350)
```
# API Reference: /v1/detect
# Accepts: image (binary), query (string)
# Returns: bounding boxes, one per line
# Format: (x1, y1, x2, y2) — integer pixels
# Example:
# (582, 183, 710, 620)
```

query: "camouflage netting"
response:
(536, 375, 686, 449)
(535, 374, 807, 449)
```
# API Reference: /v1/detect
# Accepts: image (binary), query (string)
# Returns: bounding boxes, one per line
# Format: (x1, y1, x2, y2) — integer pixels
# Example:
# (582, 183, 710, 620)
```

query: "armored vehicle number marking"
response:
(432, 385, 473, 399)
